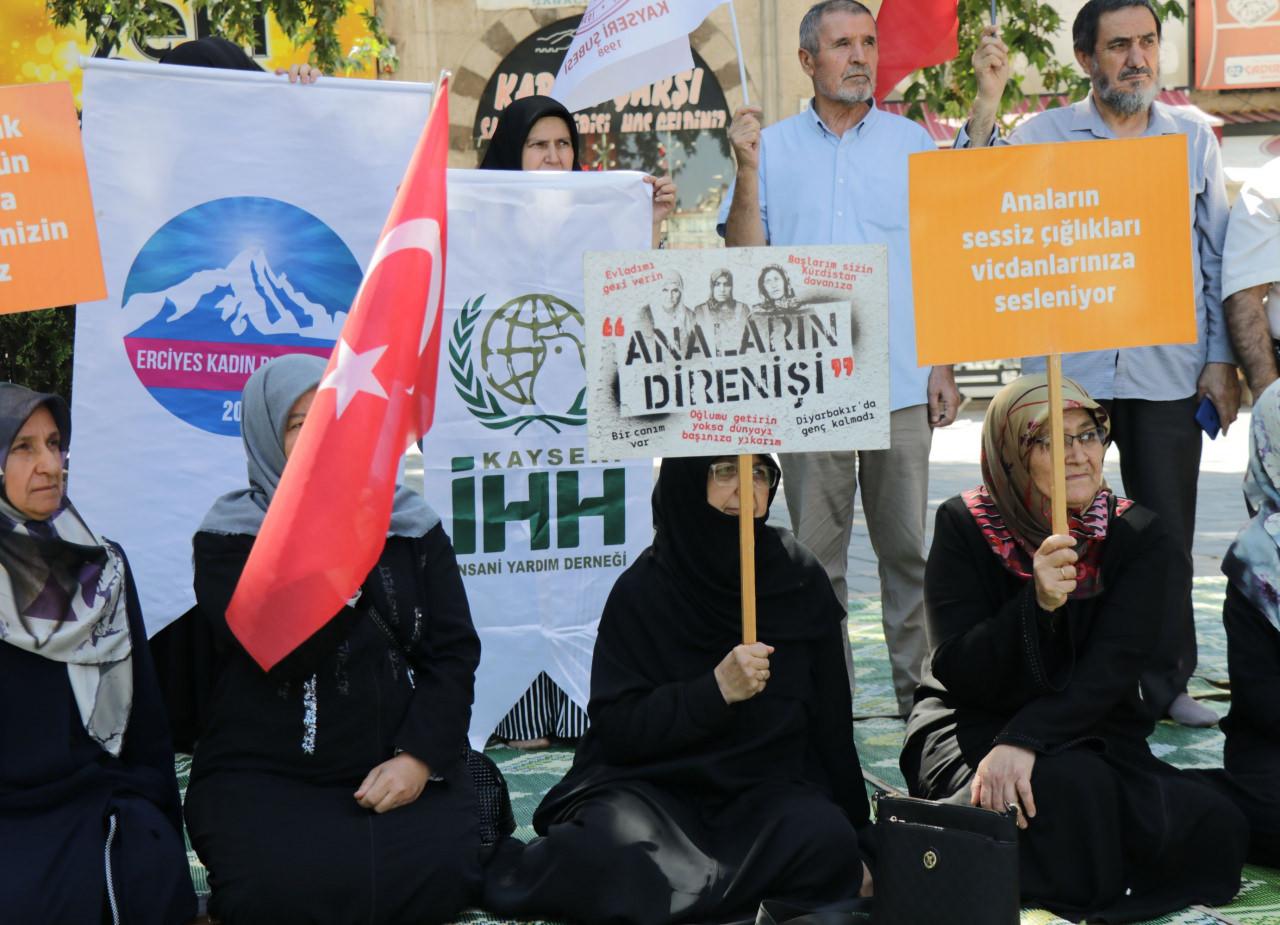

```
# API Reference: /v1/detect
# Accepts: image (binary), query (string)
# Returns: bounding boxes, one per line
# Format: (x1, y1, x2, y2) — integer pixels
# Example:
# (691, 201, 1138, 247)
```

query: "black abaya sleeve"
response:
(807, 620, 872, 827)
(1223, 582, 1280, 741)
(995, 513, 1171, 750)
(587, 575, 734, 765)
(925, 498, 1172, 751)
(392, 526, 481, 776)
(116, 546, 188, 834)
(192, 531, 361, 680)
(925, 501, 1041, 710)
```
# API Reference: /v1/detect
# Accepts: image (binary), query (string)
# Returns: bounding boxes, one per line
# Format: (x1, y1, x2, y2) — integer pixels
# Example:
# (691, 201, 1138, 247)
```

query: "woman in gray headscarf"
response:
(0, 383, 196, 925)
(1219, 379, 1280, 867)
(185, 354, 483, 925)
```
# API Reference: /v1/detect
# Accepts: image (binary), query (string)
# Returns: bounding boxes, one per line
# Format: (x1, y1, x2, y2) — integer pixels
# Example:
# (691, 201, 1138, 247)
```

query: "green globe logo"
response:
(450, 293, 588, 433)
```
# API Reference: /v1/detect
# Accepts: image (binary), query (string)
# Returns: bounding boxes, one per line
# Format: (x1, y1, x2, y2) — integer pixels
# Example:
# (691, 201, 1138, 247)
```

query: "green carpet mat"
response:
(178, 576, 1280, 924)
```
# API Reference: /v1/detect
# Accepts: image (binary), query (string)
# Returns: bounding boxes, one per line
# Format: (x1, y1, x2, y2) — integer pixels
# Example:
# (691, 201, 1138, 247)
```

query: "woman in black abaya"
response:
(901, 374, 1247, 922)
(484, 454, 872, 925)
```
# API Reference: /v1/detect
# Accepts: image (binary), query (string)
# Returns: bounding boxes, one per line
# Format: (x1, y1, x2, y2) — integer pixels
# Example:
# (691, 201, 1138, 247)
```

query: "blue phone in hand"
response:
(1195, 396, 1221, 439)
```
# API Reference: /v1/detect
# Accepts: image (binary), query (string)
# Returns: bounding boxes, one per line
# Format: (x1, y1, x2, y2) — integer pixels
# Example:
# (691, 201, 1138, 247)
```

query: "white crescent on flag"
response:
(366, 218, 444, 356)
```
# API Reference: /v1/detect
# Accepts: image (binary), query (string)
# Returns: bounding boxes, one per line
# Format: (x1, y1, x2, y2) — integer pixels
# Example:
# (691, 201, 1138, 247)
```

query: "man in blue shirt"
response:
(720, 0, 962, 717)
(961, 0, 1238, 727)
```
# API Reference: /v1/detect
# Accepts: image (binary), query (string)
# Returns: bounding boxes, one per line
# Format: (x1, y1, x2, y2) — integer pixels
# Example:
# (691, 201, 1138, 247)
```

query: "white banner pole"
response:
(727, 1, 751, 106)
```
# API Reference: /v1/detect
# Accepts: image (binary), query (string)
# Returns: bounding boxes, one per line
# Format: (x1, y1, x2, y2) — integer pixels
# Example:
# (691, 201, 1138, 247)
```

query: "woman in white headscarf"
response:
(185, 354, 484, 925)
(0, 383, 195, 925)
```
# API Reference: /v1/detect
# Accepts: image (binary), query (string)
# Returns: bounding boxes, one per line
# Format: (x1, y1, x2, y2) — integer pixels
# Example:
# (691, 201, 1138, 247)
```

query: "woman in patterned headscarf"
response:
(1219, 379, 1280, 867)
(900, 373, 1247, 922)
(0, 383, 195, 924)
(186, 354, 483, 925)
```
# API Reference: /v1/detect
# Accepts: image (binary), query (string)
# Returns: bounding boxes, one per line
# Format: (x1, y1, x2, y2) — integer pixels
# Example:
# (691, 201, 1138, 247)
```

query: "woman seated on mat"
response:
(900, 374, 1247, 922)
(483, 454, 873, 925)
(185, 354, 483, 925)
(1218, 379, 1280, 868)
(0, 383, 196, 925)
(480, 94, 676, 748)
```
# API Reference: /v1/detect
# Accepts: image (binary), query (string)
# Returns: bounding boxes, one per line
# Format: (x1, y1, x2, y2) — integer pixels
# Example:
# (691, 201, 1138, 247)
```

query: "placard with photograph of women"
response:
(584, 244, 889, 460)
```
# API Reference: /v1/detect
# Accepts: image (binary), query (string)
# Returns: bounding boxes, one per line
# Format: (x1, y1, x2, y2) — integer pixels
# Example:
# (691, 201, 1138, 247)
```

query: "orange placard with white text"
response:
(0, 81, 106, 314)
(910, 135, 1196, 367)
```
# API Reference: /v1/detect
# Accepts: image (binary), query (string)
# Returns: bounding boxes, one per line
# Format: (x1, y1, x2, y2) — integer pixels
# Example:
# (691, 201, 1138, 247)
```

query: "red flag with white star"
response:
(874, 0, 958, 102)
(226, 76, 450, 671)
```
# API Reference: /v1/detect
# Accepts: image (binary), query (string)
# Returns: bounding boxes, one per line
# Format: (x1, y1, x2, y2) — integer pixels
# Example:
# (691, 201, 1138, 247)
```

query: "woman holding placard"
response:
(900, 374, 1247, 921)
(0, 383, 196, 924)
(480, 95, 677, 749)
(483, 453, 873, 924)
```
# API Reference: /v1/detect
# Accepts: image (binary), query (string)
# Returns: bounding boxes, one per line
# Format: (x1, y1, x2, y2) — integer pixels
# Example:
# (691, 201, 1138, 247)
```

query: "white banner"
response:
(74, 61, 656, 748)
(478, 0, 581, 7)
(585, 245, 891, 459)
(420, 170, 654, 748)
(551, 0, 725, 112)
(73, 59, 433, 636)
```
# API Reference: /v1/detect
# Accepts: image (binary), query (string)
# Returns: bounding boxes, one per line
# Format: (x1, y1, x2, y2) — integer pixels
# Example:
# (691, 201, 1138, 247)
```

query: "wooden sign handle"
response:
(737, 453, 757, 644)
(1046, 354, 1069, 536)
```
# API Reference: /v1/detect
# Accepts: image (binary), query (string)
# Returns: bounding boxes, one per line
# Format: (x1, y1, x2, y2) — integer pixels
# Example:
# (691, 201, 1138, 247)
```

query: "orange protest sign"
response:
(910, 135, 1196, 367)
(0, 81, 106, 314)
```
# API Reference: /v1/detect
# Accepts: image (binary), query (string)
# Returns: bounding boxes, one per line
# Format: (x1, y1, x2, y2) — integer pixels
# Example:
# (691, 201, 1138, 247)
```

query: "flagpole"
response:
(1046, 354, 1068, 536)
(738, 454, 757, 644)
(727, 1, 751, 106)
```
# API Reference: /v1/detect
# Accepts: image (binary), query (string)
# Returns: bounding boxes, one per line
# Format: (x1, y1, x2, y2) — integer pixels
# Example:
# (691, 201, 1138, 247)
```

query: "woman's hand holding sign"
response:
(715, 642, 774, 703)
(1033, 534, 1078, 612)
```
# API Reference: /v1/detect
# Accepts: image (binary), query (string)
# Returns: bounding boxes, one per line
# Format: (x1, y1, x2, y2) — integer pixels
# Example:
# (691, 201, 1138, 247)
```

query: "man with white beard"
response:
(959, 0, 1238, 728)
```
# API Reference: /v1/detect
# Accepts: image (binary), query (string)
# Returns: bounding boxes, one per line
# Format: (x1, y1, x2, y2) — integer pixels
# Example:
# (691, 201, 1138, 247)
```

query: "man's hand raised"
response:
(728, 106, 763, 174)
(966, 26, 1009, 148)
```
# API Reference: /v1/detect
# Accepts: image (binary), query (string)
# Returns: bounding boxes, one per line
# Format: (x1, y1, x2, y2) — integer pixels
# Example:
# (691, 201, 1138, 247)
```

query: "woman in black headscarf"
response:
(185, 355, 483, 925)
(480, 96, 676, 748)
(484, 454, 872, 925)
(0, 384, 196, 925)
(481, 95, 592, 748)
(901, 374, 1247, 922)
(481, 94, 676, 246)
(158, 34, 319, 83)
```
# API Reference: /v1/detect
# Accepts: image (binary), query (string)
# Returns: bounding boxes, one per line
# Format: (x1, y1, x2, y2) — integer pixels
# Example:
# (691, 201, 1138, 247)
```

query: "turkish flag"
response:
(875, 0, 959, 102)
(226, 77, 450, 671)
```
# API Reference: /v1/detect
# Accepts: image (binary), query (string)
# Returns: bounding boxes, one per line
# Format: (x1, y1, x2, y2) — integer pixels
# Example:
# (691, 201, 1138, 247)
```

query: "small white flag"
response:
(551, 0, 727, 113)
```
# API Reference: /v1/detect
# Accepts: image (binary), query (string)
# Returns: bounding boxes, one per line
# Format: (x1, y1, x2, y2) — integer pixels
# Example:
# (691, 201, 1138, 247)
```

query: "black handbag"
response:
(871, 794, 1020, 925)
(752, 898, 871, 925)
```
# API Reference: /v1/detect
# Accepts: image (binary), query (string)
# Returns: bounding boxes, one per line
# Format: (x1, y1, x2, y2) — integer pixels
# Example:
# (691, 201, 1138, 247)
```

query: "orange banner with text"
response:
(0, 81, 106, 314)
(910, 135, 1196, 367)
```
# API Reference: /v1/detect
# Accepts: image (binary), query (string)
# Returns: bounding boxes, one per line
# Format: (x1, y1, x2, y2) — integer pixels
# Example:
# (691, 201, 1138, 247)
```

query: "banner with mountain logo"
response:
(419, 169, 654, 748)
(71, 59, 433, 634)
